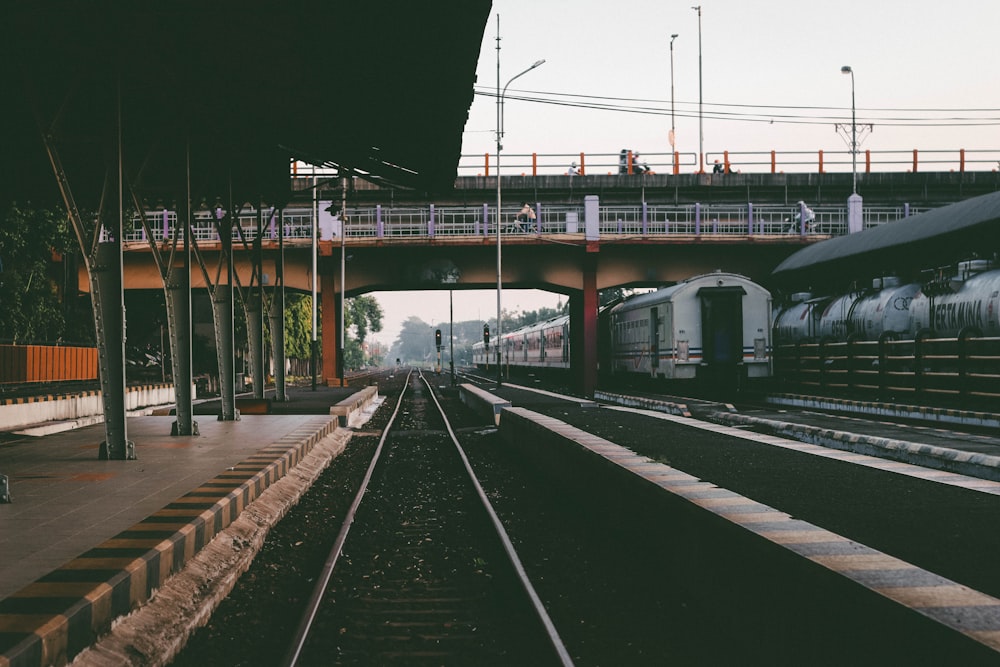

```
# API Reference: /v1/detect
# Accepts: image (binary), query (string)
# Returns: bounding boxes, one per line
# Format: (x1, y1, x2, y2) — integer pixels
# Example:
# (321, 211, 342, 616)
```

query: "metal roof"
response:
(771, 190, 1000, 289)
(1, 3, 492, 206)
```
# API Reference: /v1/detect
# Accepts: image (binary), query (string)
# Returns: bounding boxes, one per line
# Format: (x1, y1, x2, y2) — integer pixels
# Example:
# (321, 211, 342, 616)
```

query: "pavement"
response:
(0, 384, 370, 667)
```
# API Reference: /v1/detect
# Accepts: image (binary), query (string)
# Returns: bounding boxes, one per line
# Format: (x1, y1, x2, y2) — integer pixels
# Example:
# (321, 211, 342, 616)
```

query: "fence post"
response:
(532, 153, 537, 177)
(770, 150, 777, 174)
(535, 202, 542, 234)
(481, 203, 489, 236)
(912, 149, 918, 173)
(694, 202, 702, 236)
(673, 151, 680, 175)
(428, 204, 435, 237)
(376, 204, 384, 238)
(579, 152, 586, 176)
(484, 153, 490, 177)
(642, 201, 648, 235)
(865, 150, 871, 173)
(747, 202, 754, 237)
(818, 150, 824, 174)
(723, 150, 730, 173)
(960, 148, 966, 173)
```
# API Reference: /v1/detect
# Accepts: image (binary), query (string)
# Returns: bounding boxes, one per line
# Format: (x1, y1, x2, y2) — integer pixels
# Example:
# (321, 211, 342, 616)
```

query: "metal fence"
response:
(120, 202, 929, 245)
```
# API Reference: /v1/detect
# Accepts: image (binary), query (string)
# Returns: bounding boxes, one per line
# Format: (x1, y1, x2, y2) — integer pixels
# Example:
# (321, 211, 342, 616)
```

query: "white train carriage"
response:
(608, 272, 772, 381)
(471, 340, 489, 367)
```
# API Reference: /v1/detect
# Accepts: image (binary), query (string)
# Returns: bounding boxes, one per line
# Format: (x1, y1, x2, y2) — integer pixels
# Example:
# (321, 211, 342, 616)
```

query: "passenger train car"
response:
(606, 272, 772, 384)
(472, 314, 571, 371)
(473, 271, 774, 387)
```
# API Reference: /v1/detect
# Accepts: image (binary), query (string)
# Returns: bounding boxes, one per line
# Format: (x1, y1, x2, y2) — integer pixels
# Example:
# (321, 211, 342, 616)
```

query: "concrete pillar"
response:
(570, 255, 600, 398)
(847, 193, 864, 233)
(92, 243, 134, 459)
(246, 289, 266, 399)
(321, 271, 342, 386)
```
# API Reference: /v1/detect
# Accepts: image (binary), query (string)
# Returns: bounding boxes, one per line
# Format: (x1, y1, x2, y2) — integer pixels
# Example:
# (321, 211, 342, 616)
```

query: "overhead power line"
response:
(475, 86, 1000, 128)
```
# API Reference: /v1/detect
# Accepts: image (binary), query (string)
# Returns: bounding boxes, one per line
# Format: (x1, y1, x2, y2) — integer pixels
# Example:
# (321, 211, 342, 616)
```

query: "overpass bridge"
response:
(113, 190, 941, 397)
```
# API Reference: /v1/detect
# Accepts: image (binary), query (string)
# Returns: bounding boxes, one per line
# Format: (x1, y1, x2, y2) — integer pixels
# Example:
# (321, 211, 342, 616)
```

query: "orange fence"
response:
(0, 345, 99, 384)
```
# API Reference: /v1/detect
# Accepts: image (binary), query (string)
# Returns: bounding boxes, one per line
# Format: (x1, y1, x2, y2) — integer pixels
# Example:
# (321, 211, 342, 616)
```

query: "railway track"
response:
(282, 369, 571, 665)
(172, 370, 747, 665)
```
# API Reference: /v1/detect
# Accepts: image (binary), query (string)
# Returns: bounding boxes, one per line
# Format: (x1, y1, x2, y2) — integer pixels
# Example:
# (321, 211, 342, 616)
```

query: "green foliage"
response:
(345, 295, 383, 342)
(283, 293, 314, 359)
(0, 203, 79, 344)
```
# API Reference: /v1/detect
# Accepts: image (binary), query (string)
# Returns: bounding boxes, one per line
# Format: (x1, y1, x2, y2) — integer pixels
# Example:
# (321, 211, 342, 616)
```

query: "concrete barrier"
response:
(330, 385, 379, 426)
(497, 406, 1000, 663)
(458, 383, 511, 425)
(0, 383, 178, 432)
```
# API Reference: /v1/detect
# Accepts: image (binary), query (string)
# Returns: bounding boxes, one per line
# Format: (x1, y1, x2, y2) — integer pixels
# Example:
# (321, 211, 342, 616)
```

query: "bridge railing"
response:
(120, 202, 929, 245)
(445, 148, 1000, 177)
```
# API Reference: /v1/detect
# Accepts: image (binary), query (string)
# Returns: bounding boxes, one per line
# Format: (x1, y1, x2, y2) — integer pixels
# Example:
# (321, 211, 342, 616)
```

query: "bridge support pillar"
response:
(321, 272, 343, 386)
(570, 253, 599, 398)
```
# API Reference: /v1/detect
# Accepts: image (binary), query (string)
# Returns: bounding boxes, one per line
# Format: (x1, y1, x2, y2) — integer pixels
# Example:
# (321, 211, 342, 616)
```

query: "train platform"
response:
(590, 388, 1000, 483)
(0, 384, 375, 667)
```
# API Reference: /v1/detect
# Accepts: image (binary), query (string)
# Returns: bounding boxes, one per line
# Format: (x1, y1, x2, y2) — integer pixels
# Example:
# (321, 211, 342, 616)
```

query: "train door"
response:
(699, 286, 746, 388)
(649, 307, 660, 375)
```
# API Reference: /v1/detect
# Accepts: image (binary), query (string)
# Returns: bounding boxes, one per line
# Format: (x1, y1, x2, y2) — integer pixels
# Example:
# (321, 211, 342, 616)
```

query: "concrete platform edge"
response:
(709, 410, 1000, 482)
(497, 406, 1000, 662)
(0, 415, 338, 667)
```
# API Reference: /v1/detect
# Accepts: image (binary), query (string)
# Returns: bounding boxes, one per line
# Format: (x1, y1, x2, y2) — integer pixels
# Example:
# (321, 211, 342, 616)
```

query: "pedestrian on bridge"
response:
(515, 202, 536, 232)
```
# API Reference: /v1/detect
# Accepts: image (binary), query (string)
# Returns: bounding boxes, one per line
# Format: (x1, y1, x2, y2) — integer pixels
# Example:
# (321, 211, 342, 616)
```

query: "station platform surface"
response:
(0, 384, 363, 667)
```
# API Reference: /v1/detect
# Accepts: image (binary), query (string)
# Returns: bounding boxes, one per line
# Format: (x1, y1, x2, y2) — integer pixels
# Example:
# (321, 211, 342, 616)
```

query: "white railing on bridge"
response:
(121, 202, 928, 245)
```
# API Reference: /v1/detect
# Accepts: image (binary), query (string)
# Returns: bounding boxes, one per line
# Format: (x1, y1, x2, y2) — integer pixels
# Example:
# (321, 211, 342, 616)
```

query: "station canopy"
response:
(1, 3, 492, 207)
(771, 190, 1000, 290)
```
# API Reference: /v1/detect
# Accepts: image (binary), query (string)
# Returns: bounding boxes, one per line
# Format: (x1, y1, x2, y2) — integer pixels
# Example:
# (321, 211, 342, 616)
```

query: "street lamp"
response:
(495, 16, 545, 386)
(841, 65, 857, 194)
(692, 6, 703, 173)
(669, 33, 678, 173)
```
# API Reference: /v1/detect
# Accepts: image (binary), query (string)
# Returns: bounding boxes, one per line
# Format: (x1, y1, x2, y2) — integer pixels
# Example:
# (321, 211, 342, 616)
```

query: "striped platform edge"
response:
(0, 415, 336, 667)
(498, 406, 1000, 662)
(0, 384, 172, 408)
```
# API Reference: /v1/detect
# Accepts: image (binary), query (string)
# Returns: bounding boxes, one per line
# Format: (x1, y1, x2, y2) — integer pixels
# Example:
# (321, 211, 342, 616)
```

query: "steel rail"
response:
(281, 369, 412, 667)
(417, 372, 575, 667)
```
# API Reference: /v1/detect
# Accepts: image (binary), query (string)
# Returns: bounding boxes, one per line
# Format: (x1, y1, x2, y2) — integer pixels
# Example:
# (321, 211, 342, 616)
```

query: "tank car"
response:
(909, 261, 1000, 338)
(774, 276, 921, 344)
(607, 271, 772, 383)
(771, 293, 830, 344)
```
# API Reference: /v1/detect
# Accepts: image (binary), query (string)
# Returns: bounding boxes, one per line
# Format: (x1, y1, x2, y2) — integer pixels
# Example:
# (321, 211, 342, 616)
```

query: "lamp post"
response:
(669, 33, 678, 171)
(841, 65, 857, 194)
(495, 16, 545, 386)
(691, 6, 703, 173)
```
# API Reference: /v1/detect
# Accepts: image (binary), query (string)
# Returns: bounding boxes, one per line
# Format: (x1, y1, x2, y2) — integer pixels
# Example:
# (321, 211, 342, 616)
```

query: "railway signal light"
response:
(435, 328, 442, 349)
(483, 324, 490, 346)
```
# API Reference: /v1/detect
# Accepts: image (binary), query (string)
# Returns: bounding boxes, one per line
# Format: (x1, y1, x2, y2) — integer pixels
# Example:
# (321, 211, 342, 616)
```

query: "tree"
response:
(0, 203, 83, 344)
(344, 295, 383, 369)
(283, 292, 313, 360)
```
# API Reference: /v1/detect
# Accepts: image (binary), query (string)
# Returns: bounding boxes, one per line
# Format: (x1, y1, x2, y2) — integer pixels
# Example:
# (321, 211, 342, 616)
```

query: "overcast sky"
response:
(371, 0, 1000, 349)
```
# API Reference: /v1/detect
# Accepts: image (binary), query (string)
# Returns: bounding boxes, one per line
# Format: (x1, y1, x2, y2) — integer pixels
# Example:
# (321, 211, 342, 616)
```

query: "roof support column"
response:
(270, 208, 288, 401)
(167, 144, 198, 436)
(212, 191, 239, 421)
(321, 271, 343, 386)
